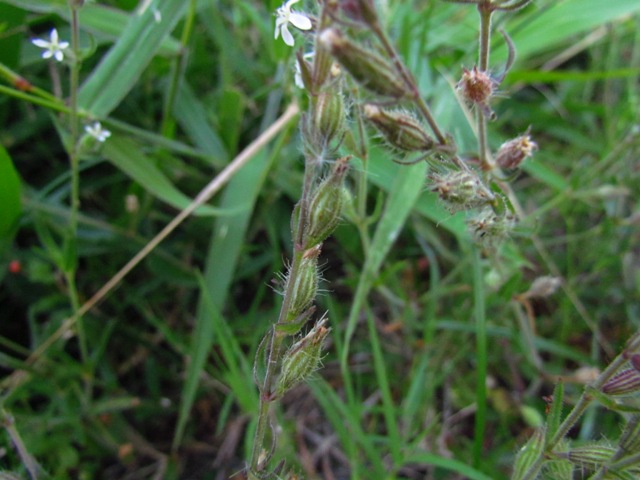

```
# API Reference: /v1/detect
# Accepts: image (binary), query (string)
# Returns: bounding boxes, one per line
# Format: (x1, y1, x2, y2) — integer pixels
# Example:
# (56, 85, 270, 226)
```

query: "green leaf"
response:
(102, 136, 219, 216)
(546, 382, 565, 444)
(173, 82, 228, 166)
(500, 0, 640, 61)
(78, 0, 188, 117)
(342, 160, 427, 365)
(0, 144, 22, 253)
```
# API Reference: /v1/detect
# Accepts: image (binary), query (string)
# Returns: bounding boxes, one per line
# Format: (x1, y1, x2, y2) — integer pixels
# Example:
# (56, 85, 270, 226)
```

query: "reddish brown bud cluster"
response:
(457, 66, 497, 116)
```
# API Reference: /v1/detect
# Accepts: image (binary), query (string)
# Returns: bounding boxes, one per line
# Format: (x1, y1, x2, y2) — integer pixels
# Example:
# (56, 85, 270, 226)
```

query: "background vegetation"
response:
(1, 0, 639, 478)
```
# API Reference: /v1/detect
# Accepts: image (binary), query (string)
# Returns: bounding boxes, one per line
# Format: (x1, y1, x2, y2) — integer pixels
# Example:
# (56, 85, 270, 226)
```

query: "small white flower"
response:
(275, 0, 312, 47)
(31, 28, 70, 62)
(84, 122, 111, 143)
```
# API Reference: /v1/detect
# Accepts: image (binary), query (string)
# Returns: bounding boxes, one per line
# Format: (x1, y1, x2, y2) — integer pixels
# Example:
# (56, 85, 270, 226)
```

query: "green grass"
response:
(1, 0, 639, 479)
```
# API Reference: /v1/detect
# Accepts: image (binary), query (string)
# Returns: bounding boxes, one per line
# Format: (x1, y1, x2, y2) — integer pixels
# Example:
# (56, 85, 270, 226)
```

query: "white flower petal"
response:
(42, 51, 53, 59)
(281, 25, 294, 46)
(31, 38, 49, 47)
(274, 18, 286, 39)
(59, 41, 70, 49)
(289, 12, 311, 30)
(54, 50, 64, 62)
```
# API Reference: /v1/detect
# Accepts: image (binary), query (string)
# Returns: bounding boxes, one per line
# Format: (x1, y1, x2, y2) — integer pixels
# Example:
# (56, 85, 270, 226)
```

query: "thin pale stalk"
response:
(68, 4, 88, 366)
(161, 0, 196, 137)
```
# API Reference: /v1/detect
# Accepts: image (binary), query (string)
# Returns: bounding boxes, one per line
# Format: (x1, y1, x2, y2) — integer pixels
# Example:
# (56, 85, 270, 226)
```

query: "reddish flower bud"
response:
(457, 66, 497, 114)
(9, 260, 21, 274)
(495, 132, 537, 169)
(602, 368, 640, 396)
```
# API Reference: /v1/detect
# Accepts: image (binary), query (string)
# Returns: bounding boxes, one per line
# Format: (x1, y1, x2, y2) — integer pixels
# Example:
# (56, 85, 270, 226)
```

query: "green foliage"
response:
(0, 0, 638, 478)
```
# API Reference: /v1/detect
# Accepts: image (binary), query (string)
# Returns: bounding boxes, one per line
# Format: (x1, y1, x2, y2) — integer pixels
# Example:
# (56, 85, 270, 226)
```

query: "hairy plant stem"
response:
(249, 153, 319, 474)
(476, 2, 493, 171)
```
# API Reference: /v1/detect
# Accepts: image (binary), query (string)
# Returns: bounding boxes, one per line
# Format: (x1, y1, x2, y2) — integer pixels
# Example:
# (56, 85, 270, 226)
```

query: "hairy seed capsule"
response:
(312, 90, 346, 149)
(319, 28, 407, 99)
(364, 104, 435, 152)
(305, 156, 350, 247)
(512, 429, 545, 480)
(430, 171, 495, 212)
(558, 443, 615, 469)
(287, 245, 321, 322)
(275, 316, 330, 397)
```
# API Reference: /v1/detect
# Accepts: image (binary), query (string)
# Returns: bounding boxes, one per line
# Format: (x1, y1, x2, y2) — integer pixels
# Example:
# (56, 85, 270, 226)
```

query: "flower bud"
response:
(602, 368, 640, 396)
(495, 132, 537, 169)
(557, 443, 615, 469)
(512, 429, 545, 480)
(275, 316, 330, 397)
(305, 156, 350, 247)
(430, 171, 495, 212)
(457, 66, 496, 116)
(364, 104, 435, 152)
(522, 276, 562, 299)
(319, 28, 407, 99)
(286, 245, 321, 322)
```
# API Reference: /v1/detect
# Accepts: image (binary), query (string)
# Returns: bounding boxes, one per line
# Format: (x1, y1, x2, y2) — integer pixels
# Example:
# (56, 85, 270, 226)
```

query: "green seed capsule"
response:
(305, 156, 350, 248)
(287, 245, 321, 323)
(275, 316, 330, 397)
(364, 104, 435, 152)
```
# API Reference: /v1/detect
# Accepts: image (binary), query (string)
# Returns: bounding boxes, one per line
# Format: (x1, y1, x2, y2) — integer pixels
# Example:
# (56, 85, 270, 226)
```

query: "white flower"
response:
(84, 122, 111, 143)
(275, 0, 312, 47)
(31, 29, 69, 62)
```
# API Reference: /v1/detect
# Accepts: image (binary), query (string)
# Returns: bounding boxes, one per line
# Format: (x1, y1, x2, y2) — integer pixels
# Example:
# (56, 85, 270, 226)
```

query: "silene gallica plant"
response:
(1, 0, 638, 478)
(247, 0, 640, 479)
